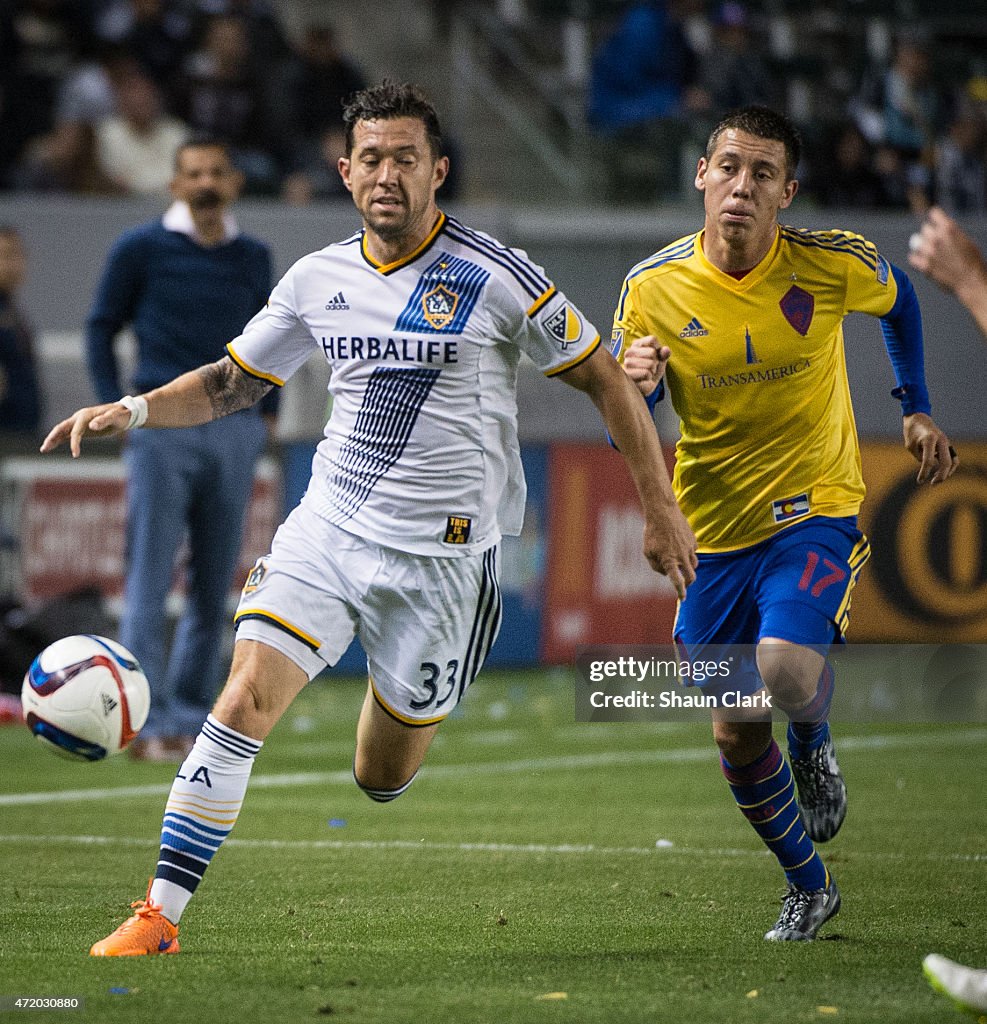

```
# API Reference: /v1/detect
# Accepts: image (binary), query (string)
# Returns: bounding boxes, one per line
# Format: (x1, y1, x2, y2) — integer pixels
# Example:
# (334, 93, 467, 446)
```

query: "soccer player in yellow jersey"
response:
(613, 106, 958, 941)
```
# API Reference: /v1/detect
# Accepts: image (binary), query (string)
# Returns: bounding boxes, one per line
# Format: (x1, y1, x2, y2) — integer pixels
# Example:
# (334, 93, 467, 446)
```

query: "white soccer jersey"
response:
(228, 212, 600, 557)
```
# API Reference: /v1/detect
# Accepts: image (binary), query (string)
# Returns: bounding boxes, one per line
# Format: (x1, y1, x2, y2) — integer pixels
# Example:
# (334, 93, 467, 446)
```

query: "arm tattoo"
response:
(198, 356, 272, 419)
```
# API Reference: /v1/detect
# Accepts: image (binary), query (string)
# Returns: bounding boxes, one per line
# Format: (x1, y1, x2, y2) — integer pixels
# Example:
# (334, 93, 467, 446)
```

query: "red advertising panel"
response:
(541, 442, 679, 663)
(8, 459, 280, 605)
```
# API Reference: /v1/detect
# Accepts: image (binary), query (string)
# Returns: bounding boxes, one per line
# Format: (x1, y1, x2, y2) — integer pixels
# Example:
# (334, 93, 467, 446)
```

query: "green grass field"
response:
(1, 669, 985, 1024)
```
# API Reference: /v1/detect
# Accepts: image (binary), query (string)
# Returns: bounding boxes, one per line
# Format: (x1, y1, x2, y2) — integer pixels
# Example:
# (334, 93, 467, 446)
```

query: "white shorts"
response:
(234, 503, 503, 725)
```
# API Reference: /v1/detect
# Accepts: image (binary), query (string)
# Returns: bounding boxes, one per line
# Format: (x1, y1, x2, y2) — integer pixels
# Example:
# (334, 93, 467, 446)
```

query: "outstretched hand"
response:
(40, 402, 132, 458)
(623, 335, 671, 399)
(643, 502, 698, 601)
(903, 413, 958, 484)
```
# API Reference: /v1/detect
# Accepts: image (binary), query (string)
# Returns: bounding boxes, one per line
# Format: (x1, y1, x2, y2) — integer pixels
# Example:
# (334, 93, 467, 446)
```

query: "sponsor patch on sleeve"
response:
(876, 254, 890, 285)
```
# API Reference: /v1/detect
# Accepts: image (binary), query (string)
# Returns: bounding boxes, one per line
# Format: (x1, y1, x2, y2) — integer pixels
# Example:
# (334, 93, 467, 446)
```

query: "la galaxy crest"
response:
(421, 283, 459, 330)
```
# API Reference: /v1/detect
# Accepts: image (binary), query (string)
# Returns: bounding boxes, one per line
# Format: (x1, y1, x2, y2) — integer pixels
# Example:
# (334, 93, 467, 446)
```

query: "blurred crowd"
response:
(0, 0, 367, 203)
(586, 0, 987, 212)
(1, 0, 985, 212)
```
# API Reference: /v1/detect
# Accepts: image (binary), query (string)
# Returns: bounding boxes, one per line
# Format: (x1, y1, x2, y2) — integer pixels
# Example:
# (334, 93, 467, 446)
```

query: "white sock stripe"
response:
(159, 841, 211, 865)
(155, 860, 203, 882)
(161, 826, 223, 855)
(202, 715, 262, 758)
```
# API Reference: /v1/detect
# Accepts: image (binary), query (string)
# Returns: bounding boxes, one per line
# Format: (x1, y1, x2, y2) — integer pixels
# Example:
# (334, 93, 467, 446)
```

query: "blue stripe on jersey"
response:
(443, 218, 550, 300)
(616, 236, 696, 320)
(393, 253, 490, 334)
(781, 226, 876, 261)
(625, 236, 697, 283)
(781, 228, 878, 265)
(458, 546, 503, 700)
(780, 228, 878, 270)
(329, 366, 441, 523)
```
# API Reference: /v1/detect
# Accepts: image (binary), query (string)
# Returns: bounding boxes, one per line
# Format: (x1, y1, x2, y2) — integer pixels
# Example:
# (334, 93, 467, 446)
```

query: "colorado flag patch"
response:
(771, 493, 810, 523)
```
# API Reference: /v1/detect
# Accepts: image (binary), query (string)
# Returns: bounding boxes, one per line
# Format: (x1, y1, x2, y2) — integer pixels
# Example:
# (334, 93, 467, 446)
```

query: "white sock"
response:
(149, 714, 262, 923)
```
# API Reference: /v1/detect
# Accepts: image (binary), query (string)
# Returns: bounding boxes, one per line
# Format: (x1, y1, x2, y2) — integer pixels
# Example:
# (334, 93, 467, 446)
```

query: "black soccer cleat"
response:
(764, 876, 841, 942)
(791, 733, 847, 843)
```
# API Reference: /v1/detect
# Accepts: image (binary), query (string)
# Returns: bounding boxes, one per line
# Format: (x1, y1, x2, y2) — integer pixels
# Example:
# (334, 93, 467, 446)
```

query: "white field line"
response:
(0, 833, 984, 865)
(0, 727, 984, 809)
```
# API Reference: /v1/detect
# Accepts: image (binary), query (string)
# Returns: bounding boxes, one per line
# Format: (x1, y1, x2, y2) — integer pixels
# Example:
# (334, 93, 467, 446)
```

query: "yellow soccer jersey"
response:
(612, 226, 899, 552)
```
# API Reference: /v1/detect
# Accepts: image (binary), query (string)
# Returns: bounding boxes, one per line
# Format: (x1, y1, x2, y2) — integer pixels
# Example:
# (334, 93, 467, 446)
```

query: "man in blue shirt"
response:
(86, 137, 277, 760)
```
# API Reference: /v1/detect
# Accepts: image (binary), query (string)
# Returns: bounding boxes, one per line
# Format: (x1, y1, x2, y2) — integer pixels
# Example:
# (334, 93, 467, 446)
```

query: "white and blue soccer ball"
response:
(21, 635, 150, 761)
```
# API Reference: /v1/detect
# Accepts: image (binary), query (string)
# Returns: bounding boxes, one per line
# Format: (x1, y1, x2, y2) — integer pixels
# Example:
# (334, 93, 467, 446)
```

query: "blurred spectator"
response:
(190, 0, 288, 73)
(851, 36, 948, 213)
(91, 0, 194, 97)
(587, 0, 702, 135)
(95, 71, 189, 195)
(268, 22, 365, 173)
(176, 14, 279, 193)
(694, 2, 780, 114)
(0, 1, 91, 182)
(0, 6, 20, 183)
(53, 43, 138, 127)
(0, 226, 43, 438)
(11, 43, 138, 194)
(281, 125, 348, 205)
(933, 115, 986, 214)
(13, 119, 121, 194)
(812, 123, 894, 209)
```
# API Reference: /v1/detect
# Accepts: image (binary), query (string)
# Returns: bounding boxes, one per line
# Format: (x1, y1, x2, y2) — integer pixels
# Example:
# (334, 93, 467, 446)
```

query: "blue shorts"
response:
(674, 517, 870, 693)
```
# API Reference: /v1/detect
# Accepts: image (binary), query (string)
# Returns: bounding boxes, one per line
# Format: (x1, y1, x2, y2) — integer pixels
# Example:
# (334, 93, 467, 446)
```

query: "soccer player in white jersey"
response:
(42, 80, 698, 956)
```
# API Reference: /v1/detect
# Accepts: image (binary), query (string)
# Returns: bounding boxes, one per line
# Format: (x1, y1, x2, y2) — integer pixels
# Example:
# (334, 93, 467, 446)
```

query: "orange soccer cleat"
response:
(89, 882, 180, 956)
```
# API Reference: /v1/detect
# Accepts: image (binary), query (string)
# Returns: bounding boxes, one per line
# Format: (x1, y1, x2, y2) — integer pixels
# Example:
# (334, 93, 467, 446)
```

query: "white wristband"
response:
(119, 395, 149, 430)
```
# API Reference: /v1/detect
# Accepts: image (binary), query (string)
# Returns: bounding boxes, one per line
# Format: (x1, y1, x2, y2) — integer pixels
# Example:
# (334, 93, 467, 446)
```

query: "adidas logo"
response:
(325, 291, 349, 311)
(100, 692, 118, 717)
(679, 317, 709, 338)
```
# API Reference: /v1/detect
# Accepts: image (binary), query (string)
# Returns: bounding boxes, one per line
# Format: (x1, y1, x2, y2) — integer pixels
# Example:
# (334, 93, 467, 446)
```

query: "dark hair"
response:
(174, 135, 233, 171)
(0, 224, 23, 241)
(706, 105, 802, 178)
(342, 80, 443, 159)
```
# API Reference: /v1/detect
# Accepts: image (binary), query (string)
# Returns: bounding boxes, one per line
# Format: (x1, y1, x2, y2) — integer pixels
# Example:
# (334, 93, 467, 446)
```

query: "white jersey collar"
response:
(162, 201, 239, 245)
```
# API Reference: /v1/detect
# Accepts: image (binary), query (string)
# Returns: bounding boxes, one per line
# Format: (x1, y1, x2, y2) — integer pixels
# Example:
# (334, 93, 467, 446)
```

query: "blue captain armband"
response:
(880, 264, 932, 416)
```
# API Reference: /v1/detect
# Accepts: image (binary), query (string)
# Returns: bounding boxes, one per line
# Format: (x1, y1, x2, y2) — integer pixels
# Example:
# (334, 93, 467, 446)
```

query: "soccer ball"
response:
(21, 635, 150, 761)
